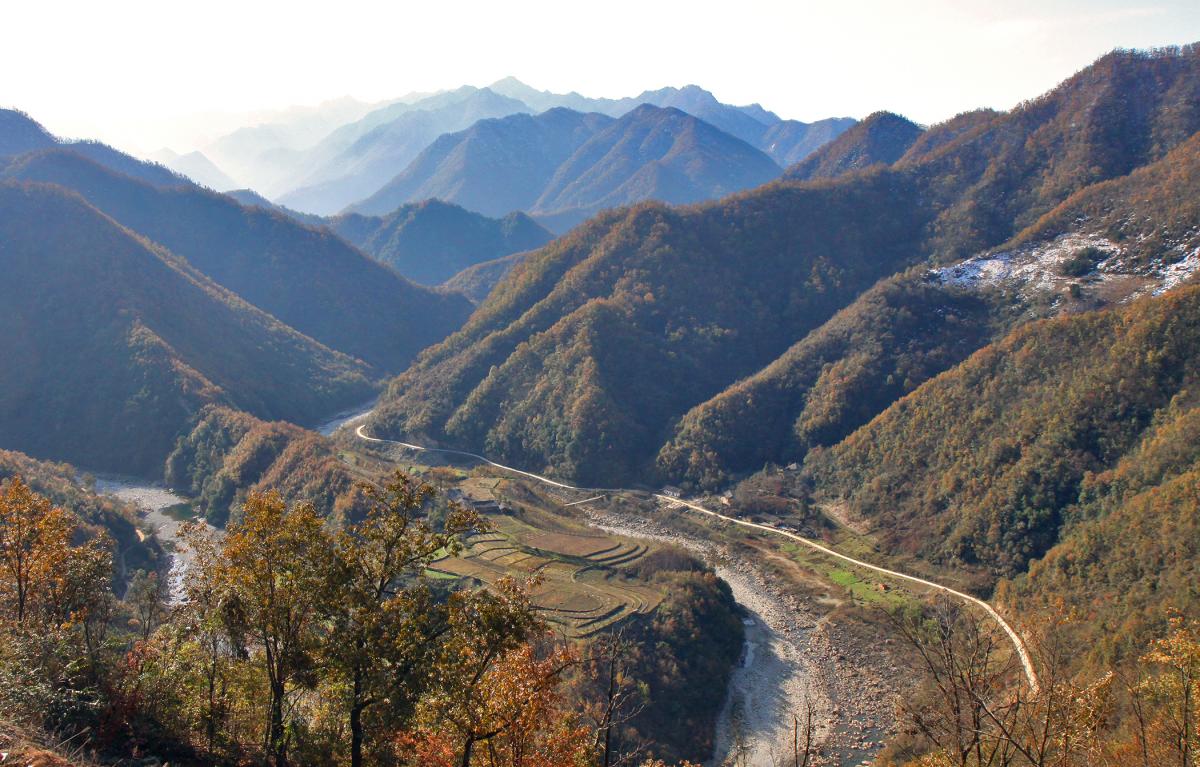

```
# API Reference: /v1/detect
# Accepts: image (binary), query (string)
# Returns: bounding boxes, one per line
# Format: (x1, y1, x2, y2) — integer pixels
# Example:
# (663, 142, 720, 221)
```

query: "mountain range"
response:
(367, 46, 1200, 490)
(0, 111, 472, 475)
(179, 79, 855, 220)
(4, 39, 1200, 767)
(351, 104, 784, 230)
(0, 148, 470, 372)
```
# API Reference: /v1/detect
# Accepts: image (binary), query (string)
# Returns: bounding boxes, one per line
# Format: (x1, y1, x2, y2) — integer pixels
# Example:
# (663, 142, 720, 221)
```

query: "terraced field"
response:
(427, 501, 665, 638)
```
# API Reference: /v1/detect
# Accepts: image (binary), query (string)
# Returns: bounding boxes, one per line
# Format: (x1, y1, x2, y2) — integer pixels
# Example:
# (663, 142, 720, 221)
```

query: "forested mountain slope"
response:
(661, 124, 1200, 486)
(0, 182, 373, 475)
(0, 108, 57, 156)
(785, 111, 922, 181)
(1, 149, 472, 371)
(803, 282, 1200, 649)
(370, 171, 933, 484)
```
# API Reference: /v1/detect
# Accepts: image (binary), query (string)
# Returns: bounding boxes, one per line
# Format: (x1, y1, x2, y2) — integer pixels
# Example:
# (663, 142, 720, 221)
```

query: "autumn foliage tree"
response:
(325, 471, 482, 767)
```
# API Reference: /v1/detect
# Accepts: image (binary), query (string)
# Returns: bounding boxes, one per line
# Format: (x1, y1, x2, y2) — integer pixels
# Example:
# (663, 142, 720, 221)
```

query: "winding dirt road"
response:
(354, 423, 1040, 696)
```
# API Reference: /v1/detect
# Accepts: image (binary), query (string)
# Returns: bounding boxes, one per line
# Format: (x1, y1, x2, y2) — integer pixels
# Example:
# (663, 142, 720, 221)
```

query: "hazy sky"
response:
(4, 0, 1200, 154)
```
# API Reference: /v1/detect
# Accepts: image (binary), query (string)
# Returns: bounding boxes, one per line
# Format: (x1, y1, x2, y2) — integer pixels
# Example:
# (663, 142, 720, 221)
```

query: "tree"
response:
(400, 577, 550, 767)
(1138, 615, 1200, 766)
(580, 627, 648, 767)
(0, 476, 74, 622)
(180, 519, 237, 756)
(891, 600, 1113, 767)
(126, 569, 168, 642)
(216, 491, 336, 766)
(327, 470, 482, 767)
(399, 636, 589, 767)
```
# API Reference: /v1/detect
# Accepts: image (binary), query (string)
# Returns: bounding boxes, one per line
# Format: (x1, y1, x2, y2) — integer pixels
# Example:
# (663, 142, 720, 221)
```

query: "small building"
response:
(471, 499, 501, 514)
(661, 485, 683, 499)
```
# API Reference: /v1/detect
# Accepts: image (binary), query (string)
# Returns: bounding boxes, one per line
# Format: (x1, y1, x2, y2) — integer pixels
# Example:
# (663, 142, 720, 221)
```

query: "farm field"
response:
(427, 499, 665, 638)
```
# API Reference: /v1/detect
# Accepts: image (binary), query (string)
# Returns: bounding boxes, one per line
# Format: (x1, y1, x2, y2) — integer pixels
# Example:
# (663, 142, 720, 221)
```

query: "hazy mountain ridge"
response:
(349, 108, 615, 217)
(277, 88, 533, 213)
(0, 108, 189, 189)
(329, 199, 554, 284)
(786, 111, 924, 180)
(354, 104, 784, 232)
(153, 148, 239, 190)
(206, 80, 854, 219)
(1, 148, 472, 372)
(486, 78, 856, 164)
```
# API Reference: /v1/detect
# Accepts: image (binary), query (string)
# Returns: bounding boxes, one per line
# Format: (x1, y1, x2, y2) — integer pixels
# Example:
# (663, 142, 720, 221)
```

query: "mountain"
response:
(623, 85, 779, 146)
(487, 76, 609, 113)
(329, 199, 554, 285)
(203, 96, 388, 196)
(208, 80, 852, 219)
(1, 109, 185, 188)
(0, 108, 57, 156)
(2, 148, 472, 372)
(66, 142, 187, 188)
(758, 116, 859, 166)
(801, 276, 1200, 663)
(530, 105, 781, 225)
(224, 188, 327, 227)
(0, 181, 373, 476)
(153, 148, 238, 190)
(786, 111, 923, 181)
(349, 109, 615, 217)
(661, 48, 1200, 489)
(442, 251, 529, 303)
(367, 46, 1200, 487)
(277, 88, 532, 214)
(369, 170, 931, 484)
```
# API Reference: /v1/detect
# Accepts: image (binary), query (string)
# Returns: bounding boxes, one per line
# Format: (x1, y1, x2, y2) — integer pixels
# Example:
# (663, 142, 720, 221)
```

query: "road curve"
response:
(355, 424, 1040, 693)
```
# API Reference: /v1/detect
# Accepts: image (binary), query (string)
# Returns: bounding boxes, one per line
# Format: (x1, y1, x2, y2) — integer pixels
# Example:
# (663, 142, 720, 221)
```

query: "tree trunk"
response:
(269, 680, 287, 766)
(350, 669, 365, 767)
(460, 736, 475, 767)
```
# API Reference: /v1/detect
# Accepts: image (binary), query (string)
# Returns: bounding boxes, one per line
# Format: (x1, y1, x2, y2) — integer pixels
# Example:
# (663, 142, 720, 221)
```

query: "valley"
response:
(2, 29, 1200, 767)
(347, 416, 1038, 765)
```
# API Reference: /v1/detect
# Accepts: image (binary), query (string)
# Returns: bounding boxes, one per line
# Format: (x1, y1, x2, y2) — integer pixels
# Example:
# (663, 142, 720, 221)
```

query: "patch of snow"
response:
(931, 233, 1120, 292)
(1152, 247, 1200, 295)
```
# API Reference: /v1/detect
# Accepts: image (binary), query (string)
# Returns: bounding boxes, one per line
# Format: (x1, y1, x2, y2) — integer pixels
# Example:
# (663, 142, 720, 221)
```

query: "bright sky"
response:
(3, 0, 1199, 154)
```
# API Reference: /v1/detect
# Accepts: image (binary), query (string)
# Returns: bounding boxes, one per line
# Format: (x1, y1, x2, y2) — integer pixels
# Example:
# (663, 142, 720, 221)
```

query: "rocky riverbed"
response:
(586, 503, 903, 767)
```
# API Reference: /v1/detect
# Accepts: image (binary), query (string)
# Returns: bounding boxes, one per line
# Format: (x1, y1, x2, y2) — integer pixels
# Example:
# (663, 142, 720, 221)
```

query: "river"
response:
(93, 476, 214, 600)
(314, 398, 378, 436)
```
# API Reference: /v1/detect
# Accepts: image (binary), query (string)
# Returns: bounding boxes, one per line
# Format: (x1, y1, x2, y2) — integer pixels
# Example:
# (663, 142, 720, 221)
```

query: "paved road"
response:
(355, 424, 1040, 693)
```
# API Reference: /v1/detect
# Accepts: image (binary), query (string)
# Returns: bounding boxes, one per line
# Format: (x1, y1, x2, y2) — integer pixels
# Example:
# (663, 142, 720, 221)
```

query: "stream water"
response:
(94, 476, 211, 600)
